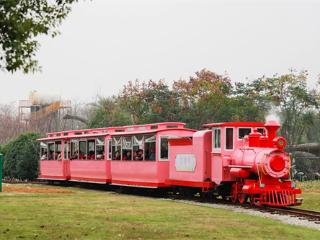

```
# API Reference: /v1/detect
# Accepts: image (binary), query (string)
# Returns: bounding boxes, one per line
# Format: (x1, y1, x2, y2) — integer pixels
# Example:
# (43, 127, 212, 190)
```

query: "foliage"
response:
(86, 97, 131, 128)
(235, 70, 319, 145)
(119, 79, 181, 125)
(3, 132, 40, 180)
(0, 0, 76, 73)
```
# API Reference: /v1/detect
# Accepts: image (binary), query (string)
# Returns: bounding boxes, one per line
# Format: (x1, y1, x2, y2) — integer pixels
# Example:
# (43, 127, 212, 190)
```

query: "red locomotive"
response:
(38, 120, 302, 207)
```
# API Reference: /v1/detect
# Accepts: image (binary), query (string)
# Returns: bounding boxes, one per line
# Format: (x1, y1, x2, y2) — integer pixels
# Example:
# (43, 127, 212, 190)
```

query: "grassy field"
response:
(0, 184, 319, 240)
(296, 180, 320, 211)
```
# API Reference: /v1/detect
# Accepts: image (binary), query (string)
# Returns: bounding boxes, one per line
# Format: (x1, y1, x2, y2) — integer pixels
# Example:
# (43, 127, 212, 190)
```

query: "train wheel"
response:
(231, 184, 239, 203)
(238, 194, 248, 204)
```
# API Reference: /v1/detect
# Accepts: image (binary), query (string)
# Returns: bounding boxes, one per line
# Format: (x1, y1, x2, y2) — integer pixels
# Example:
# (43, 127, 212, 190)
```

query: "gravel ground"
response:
(164, 199, 320, 231)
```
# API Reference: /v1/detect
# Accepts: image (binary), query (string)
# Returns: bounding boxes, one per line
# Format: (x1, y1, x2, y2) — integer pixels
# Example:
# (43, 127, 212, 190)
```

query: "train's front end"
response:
(230, 120, 302, 207)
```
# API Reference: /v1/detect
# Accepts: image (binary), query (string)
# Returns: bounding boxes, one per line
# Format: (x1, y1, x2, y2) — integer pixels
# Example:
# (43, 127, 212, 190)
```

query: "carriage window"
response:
(64, 141, 70, 160)
(87, 139, 95, 160)
(133, 135, 144, 161)
(71, 140, 79, 159)
(144, 135, 156, 161)
(239, 128, 252, 139)
(112, 137, 122, 160)
(79, 140, 87, 160)
(213, 128, 221, 150)
(225, 128, 234, 150)
(96, 137, 105, 160)
(55, 141, 62, 160)
(160, 137, 169, 160)
(257, 128, 265, 135)
(48, 143, 54, 160)
(122, 136, 133, 161)
(40, 142, 48, 160)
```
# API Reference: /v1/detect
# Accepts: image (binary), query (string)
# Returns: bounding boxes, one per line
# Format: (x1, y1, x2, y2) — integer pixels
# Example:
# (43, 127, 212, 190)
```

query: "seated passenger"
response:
(148, 148, 155, 161)
(88, 151, 95, 160)
(96, 151, 104, 160)
(70, 150, 79, 160)
(115, 151, 121, 160)
(122, 151, 132, 160)
(125, 151, 132, 160)
(135, 150, 143, 161)
(57, 153, 62, 160)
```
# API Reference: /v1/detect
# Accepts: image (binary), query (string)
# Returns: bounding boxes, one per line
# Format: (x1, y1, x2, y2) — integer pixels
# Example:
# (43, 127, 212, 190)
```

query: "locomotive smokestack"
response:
(264, 120, 280, 142)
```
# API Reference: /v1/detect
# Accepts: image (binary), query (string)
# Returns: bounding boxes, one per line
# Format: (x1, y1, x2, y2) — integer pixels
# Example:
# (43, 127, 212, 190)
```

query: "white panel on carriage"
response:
(175, 154, 196, 172)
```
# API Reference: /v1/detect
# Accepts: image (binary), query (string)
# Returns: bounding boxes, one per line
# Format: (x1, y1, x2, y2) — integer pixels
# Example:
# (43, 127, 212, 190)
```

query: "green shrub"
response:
(3, 133, 40, 180)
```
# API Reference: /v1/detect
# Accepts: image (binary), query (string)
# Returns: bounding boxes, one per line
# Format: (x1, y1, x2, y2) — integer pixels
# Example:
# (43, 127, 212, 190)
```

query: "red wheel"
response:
(231, 184, 239, 203)
(238, 194, 248, 204)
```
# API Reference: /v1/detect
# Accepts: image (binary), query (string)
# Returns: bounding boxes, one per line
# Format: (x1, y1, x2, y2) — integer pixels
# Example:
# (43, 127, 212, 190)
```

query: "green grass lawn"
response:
(296, 180, 320, 211)
(0, 183, 319, 240)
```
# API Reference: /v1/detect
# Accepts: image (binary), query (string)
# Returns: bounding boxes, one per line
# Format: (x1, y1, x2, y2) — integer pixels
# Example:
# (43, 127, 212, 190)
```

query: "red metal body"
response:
(38, 120, 302, 207)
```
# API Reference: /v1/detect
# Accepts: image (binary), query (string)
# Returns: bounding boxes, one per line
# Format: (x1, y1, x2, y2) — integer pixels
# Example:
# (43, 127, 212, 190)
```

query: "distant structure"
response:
(19, 91, 71, 131)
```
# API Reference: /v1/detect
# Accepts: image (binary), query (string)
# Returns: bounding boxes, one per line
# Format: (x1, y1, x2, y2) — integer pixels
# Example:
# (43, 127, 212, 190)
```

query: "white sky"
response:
(0, 0, 319, 104)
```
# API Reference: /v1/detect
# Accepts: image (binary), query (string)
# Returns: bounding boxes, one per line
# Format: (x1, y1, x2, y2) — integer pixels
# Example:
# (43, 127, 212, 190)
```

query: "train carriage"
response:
(107, 122, 195, 187)
(38, 128, 110, 182)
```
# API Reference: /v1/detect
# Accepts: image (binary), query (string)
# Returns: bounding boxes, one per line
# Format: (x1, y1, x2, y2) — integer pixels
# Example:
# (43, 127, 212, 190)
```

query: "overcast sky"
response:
(1, 0, 319, 104)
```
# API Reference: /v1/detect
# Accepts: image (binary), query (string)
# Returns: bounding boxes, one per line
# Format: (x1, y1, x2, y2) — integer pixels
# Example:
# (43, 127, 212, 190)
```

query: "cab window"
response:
(257, 128, 265, 135)
(160, 137, 169, 160)
(213, 128, 221, 150)
(239, 128, 251, 139)
(225, 128, 234, 150)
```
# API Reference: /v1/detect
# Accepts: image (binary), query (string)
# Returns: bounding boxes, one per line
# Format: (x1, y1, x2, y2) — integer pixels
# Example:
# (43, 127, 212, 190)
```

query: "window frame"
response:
(132, 135, 144, 161)
(122, 136, 133, 161)
(95, 137, 105, 160)
(238, 127, 252, 140)
(257, 127, 265, 135)
(159, 136, 169, 161)
(144, 134, 156, 161)
(70, 139, 79, 160)
(64, 141, 70, 160)
(47, 141, 55, 160)
(78, 139, 87, 160)
(225, 127, 234, 151)
(87, 138, 96, 160)
(40, 142, 48, 161)
(212, 127, 221, 153)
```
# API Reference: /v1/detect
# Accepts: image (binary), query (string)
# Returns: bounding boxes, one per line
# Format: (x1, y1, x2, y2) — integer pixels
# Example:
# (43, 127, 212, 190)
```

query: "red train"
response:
(38, 120, 302, 207)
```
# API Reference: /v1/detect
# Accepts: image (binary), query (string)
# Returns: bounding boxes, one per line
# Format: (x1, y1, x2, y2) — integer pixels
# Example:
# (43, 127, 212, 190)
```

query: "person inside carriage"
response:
(122, 150, 132, 160)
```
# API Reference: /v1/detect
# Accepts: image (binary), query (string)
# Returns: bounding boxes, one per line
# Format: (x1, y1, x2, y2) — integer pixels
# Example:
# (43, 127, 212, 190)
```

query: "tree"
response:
(0, 0, 77, 73)
(3, 132, 40, 180)
(87, 97, 131, 128)
(173, 69, 235, 128)
(118, 79, 181, 124)
(236, 70, 319, 145)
